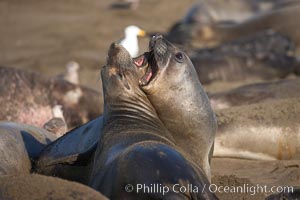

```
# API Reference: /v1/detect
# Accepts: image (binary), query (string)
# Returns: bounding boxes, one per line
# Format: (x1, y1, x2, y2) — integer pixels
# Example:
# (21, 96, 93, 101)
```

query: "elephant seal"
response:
(210, 78, 300, 110)
(166, 3, 300, 50)
(215, 98, 300, 160)
(0, 66, 102, 129)
(89, 43, 217, 199)
(0, 122, 57, 176)
(0, 174, 108, 200)
(266, 188, 300, 200)
(189, 30, 298, 84)
(135, 35, 217, 180)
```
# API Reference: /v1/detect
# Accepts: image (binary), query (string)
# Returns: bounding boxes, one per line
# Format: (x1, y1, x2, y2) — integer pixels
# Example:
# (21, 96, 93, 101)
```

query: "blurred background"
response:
(0, 0, 194, 92)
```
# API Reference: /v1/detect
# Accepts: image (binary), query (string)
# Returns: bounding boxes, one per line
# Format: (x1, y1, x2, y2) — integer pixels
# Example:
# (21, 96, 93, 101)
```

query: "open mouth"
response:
(133, 51, 158, 86)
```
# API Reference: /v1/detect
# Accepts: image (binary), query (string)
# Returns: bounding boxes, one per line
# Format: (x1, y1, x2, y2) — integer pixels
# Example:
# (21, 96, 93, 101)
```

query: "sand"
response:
(0, 0, 299, 199)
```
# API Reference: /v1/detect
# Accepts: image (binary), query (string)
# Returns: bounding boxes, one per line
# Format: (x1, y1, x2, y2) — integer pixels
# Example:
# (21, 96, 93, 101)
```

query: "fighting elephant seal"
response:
(0, 122, 57, 176)
(135, 35, 217, 180)
(89, 43, 217, 199)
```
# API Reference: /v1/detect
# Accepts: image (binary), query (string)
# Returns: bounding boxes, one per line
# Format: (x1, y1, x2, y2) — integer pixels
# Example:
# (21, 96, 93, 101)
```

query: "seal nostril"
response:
(152, 34, 163, 42)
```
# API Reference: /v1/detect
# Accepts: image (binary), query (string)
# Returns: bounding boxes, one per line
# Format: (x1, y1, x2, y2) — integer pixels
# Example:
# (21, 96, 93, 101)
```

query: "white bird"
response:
(43, 105, 67, 137)
(55, 61, 80, 85)
(119, 25, 146, 58)
(64, 61, 80, 85)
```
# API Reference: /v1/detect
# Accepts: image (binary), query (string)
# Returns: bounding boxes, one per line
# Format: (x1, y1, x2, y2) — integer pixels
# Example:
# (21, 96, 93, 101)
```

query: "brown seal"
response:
(0, 174, 108, 200)
(0, 66, 102, 129)
(189, 30, 298, 84)
(215, 98, 300, 160)
(166, 2, 300, 52)
(0, 122, 57, 176)
(89, 43, 217, 199)
(135, 35, 217, 180)
(209, 78, 300, 110)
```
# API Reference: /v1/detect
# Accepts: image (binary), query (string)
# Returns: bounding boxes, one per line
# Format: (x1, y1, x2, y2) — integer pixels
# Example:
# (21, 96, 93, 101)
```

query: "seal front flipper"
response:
(36, 116, 103, 182)
(0, 122, 57, 176)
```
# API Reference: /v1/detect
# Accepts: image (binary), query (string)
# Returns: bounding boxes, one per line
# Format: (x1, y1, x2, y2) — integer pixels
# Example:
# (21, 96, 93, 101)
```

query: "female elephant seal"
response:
(209, 78, 300, 110)
(134, 35, 217, 180)
(89, 43, 217, 199)
(215, 98, 300, 160)
(0, 174, 108, 200)
(0, 122, 57, 176)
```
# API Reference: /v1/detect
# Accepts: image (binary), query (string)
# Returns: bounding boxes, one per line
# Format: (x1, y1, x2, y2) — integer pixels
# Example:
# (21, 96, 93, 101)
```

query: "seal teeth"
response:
(139, 66, 152, 86)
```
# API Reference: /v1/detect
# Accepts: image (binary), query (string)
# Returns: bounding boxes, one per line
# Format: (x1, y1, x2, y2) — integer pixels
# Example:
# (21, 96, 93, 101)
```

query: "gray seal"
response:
(135, 35, 217, 180)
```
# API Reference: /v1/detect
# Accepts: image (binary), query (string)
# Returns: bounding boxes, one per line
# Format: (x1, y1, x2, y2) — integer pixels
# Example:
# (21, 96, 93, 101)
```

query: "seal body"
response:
(0, 122, 56, 176)
(138, 35, 217, 180)
(0, 66, 102, 129)
(209, 78, 300, 110)
(167, 3, 300, 50)
(189, 31, 298, 84)
(89, 43, 217, 199)
(215, 98, 300, 160)
(0, 174, 108, 200)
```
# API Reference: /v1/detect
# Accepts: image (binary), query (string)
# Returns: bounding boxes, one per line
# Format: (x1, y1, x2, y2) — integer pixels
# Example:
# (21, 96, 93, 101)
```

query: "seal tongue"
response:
(133, 56, 145, 67)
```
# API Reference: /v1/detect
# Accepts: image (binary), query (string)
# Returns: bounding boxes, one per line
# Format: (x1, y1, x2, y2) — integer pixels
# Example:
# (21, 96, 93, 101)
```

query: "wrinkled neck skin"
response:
(144, 53, 217, 181)
(102, 83, 175, 146)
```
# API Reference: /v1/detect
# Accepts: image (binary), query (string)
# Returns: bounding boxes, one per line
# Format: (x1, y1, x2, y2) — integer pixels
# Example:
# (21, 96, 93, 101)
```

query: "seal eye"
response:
(175, 52, 184, 62)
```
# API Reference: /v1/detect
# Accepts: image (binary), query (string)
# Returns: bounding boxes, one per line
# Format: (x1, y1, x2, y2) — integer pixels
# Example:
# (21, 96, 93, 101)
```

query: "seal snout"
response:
(149, 35, 167, 57)
(107, 43, 132, 67)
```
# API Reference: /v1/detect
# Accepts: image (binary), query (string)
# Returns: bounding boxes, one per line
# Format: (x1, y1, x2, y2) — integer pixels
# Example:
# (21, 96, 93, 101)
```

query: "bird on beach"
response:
(55, 61, 80, 85)
(119, 25, 146, 58)
(43, 105, 67, 137)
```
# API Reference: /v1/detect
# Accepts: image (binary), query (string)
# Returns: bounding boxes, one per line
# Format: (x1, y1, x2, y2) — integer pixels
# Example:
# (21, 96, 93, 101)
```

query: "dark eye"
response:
(175, 52, 184, 62)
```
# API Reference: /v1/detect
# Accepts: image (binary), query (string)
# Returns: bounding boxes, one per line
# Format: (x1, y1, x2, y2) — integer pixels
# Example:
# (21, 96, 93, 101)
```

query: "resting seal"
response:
(135, 35, 217, 180)
(0, 122, 57, 176)
(0, 66, 102, 129)
(166, 3, 300, 50)
(209, 78, 300, 110)
(0, 174, 108, 200)
(215, 98, 300, 160)
(89, 43, 217, 199)
(189, 31, 298, 84)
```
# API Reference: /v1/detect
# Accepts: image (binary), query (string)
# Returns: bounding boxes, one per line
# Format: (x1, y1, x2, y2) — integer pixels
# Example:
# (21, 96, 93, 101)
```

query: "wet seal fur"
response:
(89, 43, 217, 199)
(135, 35, 217, 180)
